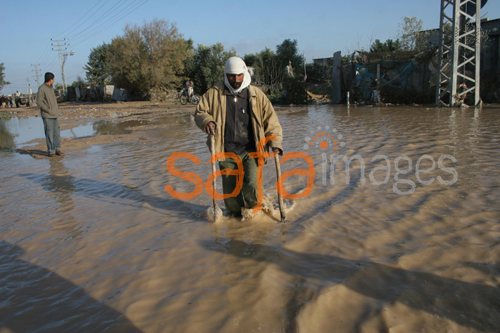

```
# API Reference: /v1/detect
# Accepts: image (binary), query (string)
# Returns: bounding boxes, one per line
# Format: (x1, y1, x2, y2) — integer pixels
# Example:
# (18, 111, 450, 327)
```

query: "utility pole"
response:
(32, 64, 41, 88)
(303, 51, 307, 81)
(62, 50, 75, 87)
(51, 39, 74, 96)
(26, 78, 32, 106)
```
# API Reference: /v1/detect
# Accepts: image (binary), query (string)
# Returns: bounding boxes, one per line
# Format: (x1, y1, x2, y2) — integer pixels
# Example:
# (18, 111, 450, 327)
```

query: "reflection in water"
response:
(45, 159, 81, 239)
(21, 172, 209, 220)
(0, 114, 194, 147)
(0, 120, 16, 149)
(0, 241, 141, 332)
(93, 120, 131, 135)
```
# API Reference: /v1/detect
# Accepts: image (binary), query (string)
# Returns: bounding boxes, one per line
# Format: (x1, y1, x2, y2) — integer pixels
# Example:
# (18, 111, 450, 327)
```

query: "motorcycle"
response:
(178, 88, 200, 105)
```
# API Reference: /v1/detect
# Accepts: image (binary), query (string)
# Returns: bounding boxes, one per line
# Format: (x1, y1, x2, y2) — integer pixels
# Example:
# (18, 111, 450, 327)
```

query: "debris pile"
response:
(306, 90, 329, 104)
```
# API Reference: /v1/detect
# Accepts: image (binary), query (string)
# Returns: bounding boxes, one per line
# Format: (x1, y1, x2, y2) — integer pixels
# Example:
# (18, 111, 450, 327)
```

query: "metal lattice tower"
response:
(435, 0, 482, 107)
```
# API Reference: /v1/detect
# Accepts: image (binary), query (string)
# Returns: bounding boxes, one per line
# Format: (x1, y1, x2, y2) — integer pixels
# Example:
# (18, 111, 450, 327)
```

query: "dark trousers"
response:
(42, 118, 61, 153)
(219, 151, 260, 216)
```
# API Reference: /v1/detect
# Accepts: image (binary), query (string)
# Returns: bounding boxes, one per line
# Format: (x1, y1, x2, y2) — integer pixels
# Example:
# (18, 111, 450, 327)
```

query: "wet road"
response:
(1, 105, 499, 332)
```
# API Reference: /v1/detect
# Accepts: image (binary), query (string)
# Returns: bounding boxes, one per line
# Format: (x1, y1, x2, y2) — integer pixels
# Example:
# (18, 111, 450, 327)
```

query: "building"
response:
(418, 18, 500, 70)
(481, 18, 500, 70)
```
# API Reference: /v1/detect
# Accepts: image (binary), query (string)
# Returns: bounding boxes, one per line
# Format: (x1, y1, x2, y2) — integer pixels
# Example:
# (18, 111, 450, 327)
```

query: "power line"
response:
(66, 70, 87, 81)
(5, 46, 54, 83)
(56, 0, 107, 37)
(6, 64, 33, 81)
(65, 0, 112, 39)
(6, 0, 148, 91)
(69, 0, 133, 42)
(26, 78, 33, 95)
(72, 0, 148, 47)
(67, 0, 123, 40)
(35, 43, 52, 65)
(5, 44, 54, 84)
(32, 64, 42, 88)
(6, 1, 102, 78)
(52, 39, 74, 93)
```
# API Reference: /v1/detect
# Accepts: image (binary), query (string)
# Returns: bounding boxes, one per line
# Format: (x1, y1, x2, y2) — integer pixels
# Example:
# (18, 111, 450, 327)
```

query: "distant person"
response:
(184, 80, 193, 98)
(285, 60, 294, 77)
(188, 80, 194, 97)
(37, 72, 63, 157)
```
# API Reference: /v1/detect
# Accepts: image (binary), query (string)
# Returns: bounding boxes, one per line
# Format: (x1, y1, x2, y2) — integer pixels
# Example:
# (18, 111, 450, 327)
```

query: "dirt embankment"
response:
(5, 100, 197, 120)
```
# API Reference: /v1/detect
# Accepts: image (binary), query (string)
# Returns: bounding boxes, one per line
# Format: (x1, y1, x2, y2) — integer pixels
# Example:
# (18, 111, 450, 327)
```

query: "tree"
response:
(251, 47, 284, 95)
(275, 39, 304, 77)
(0, 63, 10, 92)
(397, 17, 424, 51)
(108, 18, 188, 99)
(243, 54, 258, 67)
(71, 76, 86, 87)
(84, 43, 112, 86)
(370, 39, 402, 53)
(0, 121, 15, 149)
(247, 39, 305, 96)
(186, 42, 236, 94)
(305, 62, 333, 84)
(181, 38, 196, 85)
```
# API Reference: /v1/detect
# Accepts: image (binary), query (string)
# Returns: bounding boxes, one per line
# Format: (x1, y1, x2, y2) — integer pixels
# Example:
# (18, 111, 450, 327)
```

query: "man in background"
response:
(37, 72, 63, 157)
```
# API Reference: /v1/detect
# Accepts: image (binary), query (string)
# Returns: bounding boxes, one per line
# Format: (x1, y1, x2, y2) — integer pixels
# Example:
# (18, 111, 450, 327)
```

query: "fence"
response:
(341, 49, 437, 104)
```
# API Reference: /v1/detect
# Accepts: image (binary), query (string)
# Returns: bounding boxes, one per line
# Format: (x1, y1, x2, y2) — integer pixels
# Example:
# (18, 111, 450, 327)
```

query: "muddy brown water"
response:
(1, 105, 499, 332)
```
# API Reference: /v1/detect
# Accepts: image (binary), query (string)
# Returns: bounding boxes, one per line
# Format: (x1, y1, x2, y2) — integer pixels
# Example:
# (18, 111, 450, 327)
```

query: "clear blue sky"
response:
(1, 0, 498, 95)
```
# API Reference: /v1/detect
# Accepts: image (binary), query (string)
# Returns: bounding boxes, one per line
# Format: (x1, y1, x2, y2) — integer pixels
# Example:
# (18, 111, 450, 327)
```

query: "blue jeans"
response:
(42, 118, 61, 153)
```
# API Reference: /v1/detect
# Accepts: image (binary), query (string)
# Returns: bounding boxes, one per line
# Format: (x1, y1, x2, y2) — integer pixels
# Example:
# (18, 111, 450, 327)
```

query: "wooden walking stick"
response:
(210, 134, 218, 223)
(274, 153, 286, 223)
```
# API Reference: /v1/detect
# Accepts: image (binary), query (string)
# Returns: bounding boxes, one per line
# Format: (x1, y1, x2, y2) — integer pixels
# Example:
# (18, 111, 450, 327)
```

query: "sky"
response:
(1, 0, 498, 95)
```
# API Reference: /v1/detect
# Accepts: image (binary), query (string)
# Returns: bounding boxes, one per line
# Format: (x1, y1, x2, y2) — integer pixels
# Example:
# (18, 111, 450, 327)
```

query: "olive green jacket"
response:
(37, 83, 60, 119)
(194, 82, 283, 159)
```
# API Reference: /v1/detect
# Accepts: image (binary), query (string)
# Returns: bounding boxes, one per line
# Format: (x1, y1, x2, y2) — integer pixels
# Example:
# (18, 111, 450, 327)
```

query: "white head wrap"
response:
(224, 56, 251, 95)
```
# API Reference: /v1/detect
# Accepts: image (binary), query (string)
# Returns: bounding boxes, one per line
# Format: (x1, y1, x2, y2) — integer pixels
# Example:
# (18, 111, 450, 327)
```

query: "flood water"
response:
(1, 105, 499, 332)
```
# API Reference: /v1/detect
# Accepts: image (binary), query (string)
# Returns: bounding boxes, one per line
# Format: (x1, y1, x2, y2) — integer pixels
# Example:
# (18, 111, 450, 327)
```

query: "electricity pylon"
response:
(435, 0, 482, 107)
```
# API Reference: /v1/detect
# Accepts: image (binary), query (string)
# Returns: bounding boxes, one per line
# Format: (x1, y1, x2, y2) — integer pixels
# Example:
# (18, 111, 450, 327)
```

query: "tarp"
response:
(96, 85, 115, 101)
(354, 61, 415, 100)
(66, 87, 76, 101)
(112, 88, 127, 101)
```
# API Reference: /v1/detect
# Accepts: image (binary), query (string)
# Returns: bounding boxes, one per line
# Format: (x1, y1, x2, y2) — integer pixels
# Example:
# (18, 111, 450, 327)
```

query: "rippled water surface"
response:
(1, 106, 500, 332)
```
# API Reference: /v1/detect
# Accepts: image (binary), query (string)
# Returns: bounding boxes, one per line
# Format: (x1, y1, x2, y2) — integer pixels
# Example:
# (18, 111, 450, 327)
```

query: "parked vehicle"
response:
(15, 95, 30, 107)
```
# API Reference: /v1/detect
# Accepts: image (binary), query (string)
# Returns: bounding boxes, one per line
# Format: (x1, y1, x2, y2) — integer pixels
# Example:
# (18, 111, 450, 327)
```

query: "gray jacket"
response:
(37, 83, 60, 118)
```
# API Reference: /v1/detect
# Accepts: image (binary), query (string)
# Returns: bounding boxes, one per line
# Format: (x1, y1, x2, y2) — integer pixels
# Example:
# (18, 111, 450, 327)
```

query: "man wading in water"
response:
(37, 72, 64, 157)
(195, 57, 284, 217)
